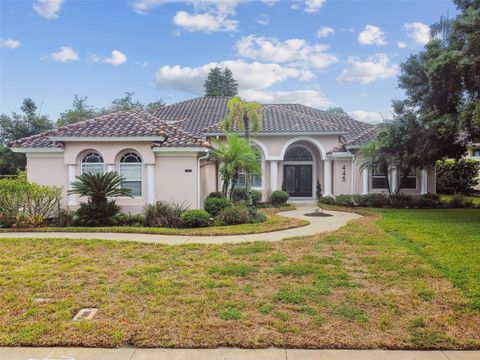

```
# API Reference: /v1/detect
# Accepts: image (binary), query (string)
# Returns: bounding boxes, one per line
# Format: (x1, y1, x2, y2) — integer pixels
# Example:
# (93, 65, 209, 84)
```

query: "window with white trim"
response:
(81, 152, 104, 175)
(400, 168, 417, 189)
(371, 164, 388, 189)
(237, 147, 262, 188)
(119, 152, 142, 197)
(473, 149, 480, 157)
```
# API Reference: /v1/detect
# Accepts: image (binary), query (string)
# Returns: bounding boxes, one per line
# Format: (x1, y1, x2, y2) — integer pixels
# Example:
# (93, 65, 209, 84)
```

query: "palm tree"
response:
(360, 140, 395, 196)
(222, 96, 262, 204)
(68, 171, 132, 203)
(430, 13, 453, 45)
(68, 171, 133, 226)
(222, 96, 262, 141)
(211, 133, 260, 199)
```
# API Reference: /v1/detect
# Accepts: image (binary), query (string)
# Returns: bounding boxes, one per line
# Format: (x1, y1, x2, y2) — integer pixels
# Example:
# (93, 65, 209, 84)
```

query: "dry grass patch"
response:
(0, 210, 479, 349)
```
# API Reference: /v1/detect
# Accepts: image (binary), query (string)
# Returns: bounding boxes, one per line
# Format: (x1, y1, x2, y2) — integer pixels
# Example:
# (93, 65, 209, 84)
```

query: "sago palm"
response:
(68, 171, 132, 204)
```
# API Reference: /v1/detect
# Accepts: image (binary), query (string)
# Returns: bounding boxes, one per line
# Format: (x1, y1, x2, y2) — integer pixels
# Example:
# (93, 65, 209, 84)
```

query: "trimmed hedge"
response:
(269, 190, 289, 206)
(436, 159, 480, 195)
(216, 205, 249, 225)
(180, 209, 211, 228)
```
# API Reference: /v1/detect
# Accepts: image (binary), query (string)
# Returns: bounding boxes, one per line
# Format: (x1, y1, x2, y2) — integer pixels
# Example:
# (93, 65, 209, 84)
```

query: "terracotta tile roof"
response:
(9, 109, 207, 149)
(9, 97, 378, 150)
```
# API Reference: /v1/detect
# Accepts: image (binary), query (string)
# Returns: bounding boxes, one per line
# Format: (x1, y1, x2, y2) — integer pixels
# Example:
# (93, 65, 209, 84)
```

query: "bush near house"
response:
(0, 173, 62, 228)
(269, 190, 290, 206)
(143, 201, 187, 228)
(204, 196, 231, 217)
(232, 188, 262, 205)
(319, 192, 477, 209)
(436, 159, 480, 195)
(180, 209, 211, 228)
(216, 205, 249, 225)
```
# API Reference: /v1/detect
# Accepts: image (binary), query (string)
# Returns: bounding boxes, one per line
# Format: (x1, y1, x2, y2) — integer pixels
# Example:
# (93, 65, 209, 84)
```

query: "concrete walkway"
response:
(0, 206, 361, 245)
(0, 347, 477, 360)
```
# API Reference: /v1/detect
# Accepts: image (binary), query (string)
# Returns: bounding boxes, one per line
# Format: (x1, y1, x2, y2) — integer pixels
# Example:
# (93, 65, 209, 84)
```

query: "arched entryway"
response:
(283, 145, 316, 198)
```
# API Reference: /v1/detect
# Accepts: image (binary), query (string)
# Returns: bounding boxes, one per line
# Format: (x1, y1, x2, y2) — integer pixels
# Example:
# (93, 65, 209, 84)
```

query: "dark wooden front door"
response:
(284, 165, 312, 197)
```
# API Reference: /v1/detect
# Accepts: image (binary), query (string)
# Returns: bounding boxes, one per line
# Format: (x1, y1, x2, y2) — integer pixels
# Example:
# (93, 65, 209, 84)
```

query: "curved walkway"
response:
(0, 205, 361, 245)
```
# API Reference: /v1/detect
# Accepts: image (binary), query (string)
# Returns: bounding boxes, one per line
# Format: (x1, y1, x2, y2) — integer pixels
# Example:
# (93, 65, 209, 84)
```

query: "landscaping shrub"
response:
(318, 195, 335, 205)
(56, 207, 76, 227)
(269, 190, 289, 206)
(364, 193, 389, 207)
(335, 194, 354, 207)
(411, 196, 440, 209)
(0, 174, 62, 228)
(113, 213, 145, 226)
(352, 194, 369, 207)
(143, 201, 186, 228)
(206, 191, 224, 199)
(216, 205, 249, 225)
(248, 207, 267, 223)
(204, 196, 231, 217)
(389, 193, 413, 208)
(232, 188, 262, 205)
(180, 209, 211, 228)
(436, 159, 480, 195)
(316, 181, 322, 202)
(68, 172, 131, 226)
(448, 194, 466, 208)
(75, 200, 121, 226)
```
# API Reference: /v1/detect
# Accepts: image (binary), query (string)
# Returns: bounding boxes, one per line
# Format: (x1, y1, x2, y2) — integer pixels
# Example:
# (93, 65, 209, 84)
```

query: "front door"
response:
(284, 165, 312, 197)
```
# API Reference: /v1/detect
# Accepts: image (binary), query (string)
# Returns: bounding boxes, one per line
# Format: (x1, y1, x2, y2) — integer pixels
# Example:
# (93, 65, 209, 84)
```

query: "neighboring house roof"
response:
(8, 109, 207, 149)
(9, 97, 377, 150)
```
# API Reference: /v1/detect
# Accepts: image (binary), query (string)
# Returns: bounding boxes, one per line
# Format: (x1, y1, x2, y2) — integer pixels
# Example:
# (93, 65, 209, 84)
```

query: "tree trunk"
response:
(229, 172, 239, 200)
(243, 115, 253, 206)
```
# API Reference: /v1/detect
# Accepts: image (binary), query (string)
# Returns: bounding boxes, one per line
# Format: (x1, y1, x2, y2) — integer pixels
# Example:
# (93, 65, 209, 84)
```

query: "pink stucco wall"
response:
(26, 155, 69, 200)
(155, 154, 198, 208)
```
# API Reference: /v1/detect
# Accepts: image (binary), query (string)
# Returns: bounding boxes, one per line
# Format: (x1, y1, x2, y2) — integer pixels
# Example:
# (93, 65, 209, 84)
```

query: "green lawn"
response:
(0, 208, 479, 349)
(376, 209, 480, 310)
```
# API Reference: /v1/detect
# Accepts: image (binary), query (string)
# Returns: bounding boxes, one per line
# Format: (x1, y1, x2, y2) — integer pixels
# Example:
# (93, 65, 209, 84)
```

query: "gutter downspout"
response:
(351, 153, 355, 194)
(197, 150, 210, 209)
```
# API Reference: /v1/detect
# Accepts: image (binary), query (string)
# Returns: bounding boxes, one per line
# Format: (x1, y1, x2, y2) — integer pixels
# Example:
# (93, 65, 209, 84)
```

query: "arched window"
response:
(81, 152, 104, 175)
(119, 152, 142, 196)
(237, 147, 263, 188)
(284, 146, 313, 161)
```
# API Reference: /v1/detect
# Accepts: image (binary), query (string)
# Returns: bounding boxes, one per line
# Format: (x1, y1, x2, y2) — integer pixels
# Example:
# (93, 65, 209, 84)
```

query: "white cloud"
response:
(33, 0, 63, 19)
(348, 110, 384, 124)
(236, 35, 338, 69)
(132, 0, 241, 32)
(336, 54, 398, 84)
(173, 10, 238, 32)
(241, 89, 332, 108)
(256, 14, 270, 26)
(317, 26, 334, 38)
(49, 47, 79, 62)
(155, 59, 314, 94)
(358, 25, 388, 46)
(0, 38, 21, 49)
(304, 0, 326, 13)
(397, 41, 407, 49)
(90, 50, 127, 66)
(403, 22, 430, 45)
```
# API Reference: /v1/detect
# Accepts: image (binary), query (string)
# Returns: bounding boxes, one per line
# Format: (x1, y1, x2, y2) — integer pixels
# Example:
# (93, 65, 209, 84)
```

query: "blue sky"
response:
(0, 0, 457, 123)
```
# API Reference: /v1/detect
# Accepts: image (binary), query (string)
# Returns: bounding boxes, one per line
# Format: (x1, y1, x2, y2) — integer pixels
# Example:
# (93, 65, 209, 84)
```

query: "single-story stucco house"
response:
(9, 96, 436, 213)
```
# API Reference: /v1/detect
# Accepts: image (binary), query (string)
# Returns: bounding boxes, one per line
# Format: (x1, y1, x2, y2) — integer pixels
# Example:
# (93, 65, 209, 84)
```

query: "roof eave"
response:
(205, 131, 348, 137)
(49, 136, 166, 142)
(10, 147, 64, 153)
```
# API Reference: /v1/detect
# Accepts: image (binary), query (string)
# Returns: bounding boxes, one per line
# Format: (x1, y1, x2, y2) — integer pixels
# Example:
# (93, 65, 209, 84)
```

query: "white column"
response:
(323, 159, 332, 196)
(146, 164, 155, 204)
(270, 160, 278, 191)
(421, 167, 428, 194)
(362, 167, 369, 195)
(391, 166, 398, 194)
(107, 164, 115, 173)
(68, 164, 77, 206)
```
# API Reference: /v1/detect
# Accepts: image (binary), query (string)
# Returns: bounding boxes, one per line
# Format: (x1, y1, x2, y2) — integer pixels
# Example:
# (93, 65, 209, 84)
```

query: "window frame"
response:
(119, 151, 143, 197)
(81, 151, 104, 176)
(400, 168, 417, 190)
(236, 146, 264, 190)
(371, 164, 388, 189)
